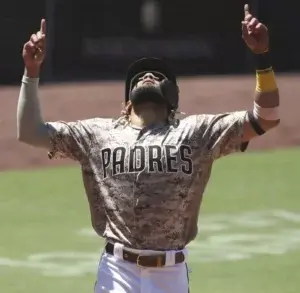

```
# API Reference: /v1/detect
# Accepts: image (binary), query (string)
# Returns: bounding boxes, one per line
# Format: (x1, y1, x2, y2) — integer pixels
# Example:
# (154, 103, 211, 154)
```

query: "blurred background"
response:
(1, 1, 300, 293)
(0, 0, 299, 84)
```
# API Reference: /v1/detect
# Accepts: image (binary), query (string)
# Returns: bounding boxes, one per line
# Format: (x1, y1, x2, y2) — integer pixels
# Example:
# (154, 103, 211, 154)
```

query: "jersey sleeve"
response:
(45, 120, 90, 161)
(186, 111, 249, 160)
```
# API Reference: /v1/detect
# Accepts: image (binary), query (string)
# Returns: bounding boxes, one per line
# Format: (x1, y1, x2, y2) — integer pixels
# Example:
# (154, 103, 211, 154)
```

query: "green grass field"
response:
(1, 148, 300, 293)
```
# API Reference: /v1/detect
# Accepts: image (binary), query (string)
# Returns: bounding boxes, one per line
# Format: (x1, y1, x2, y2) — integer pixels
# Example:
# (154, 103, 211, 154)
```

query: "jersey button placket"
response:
(132, 130, 144, 226)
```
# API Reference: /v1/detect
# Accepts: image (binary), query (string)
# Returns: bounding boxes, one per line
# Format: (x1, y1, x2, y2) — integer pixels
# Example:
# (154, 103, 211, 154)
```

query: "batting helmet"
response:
(125, 57, 178, 110)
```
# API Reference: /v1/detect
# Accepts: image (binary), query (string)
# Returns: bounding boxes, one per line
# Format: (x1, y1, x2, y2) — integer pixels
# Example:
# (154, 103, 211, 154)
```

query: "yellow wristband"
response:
(256, 68, 278, 92)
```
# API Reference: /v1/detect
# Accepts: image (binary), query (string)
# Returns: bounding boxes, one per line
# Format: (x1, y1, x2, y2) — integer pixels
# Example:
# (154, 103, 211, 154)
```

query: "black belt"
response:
(105, 242, 185, 268)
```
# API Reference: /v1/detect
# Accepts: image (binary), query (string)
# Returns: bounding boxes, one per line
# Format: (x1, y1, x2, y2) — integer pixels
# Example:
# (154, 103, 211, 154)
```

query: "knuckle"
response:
(245, 14, 252, 21)
(261, 23, 267, 29)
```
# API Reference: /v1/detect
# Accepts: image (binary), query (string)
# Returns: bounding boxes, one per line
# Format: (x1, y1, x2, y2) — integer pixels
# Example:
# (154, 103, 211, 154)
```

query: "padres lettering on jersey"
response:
(101, 145, 192, 178)
(46, 111, 248, 250)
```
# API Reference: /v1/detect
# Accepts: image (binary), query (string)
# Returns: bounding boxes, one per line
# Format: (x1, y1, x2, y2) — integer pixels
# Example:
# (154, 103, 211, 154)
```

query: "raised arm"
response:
(241, 4, 280, 142)
(17, 19, 50, 148)
(17, 20, 95, 162)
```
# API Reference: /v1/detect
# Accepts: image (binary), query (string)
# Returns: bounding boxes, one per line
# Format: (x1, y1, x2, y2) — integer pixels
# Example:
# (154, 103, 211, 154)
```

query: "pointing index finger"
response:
(244, 4, 250, 16)
(40, 19, 46, 35)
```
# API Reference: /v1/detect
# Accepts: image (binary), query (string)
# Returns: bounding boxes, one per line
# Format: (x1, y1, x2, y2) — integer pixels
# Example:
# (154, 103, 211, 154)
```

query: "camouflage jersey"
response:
(46, 111, 248, 250)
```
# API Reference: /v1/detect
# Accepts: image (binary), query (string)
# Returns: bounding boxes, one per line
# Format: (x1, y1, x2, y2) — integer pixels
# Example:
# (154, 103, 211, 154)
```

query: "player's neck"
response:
(130, 103, 168, 128)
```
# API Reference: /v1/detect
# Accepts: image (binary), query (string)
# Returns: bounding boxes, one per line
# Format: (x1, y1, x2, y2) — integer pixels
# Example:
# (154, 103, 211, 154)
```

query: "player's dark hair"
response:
(121, 101, 132, 122)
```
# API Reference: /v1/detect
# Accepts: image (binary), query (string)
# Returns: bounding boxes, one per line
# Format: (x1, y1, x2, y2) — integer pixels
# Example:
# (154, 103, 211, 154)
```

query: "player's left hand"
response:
(241, 4, 269, 54)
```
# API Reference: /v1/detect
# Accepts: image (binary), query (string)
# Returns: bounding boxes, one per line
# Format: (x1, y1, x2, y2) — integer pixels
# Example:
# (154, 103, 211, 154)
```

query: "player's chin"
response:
(132, 97, 166, 108)
(130, 85, 166, 107)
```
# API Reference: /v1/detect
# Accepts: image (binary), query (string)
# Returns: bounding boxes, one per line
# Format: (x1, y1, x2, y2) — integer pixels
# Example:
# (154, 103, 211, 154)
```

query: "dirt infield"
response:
(0, 74, 298, 171)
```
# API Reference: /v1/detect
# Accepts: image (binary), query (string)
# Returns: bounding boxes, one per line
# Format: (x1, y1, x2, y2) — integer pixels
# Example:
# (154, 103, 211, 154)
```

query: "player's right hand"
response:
(22, 19, 46, 72)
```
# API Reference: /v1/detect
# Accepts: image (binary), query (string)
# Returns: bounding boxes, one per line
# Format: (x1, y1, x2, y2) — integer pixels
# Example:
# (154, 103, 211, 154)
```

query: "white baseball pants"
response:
(94, 245, 190, 293)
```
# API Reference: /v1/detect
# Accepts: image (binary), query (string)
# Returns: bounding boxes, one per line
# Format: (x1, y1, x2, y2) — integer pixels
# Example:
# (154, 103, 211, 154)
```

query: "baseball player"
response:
(17, 5, 280, 293)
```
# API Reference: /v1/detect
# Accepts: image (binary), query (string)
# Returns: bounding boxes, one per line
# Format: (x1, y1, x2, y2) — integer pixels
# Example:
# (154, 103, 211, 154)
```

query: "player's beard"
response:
(129, 84, 166, 107)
